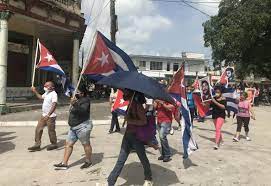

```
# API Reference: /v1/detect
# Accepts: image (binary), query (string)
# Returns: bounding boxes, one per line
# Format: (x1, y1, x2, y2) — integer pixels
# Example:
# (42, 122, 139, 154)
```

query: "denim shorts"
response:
(67, 120, 93, 145)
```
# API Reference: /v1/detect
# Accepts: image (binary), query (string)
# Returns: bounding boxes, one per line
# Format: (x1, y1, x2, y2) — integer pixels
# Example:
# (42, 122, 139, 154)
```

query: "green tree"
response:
(203, 0, 271, 79)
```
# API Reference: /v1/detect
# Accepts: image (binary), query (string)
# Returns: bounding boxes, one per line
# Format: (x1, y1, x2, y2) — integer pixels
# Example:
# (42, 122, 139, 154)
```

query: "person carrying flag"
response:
(28, 81, 58, 151)
(54, 85, 93, 170)
(209, 86, 227, 150)
(109, 89, 120, 134)
(108, 89, 153, 186)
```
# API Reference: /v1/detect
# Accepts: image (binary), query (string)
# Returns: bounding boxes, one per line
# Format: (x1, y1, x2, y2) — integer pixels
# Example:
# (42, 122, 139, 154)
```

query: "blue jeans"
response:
(157, 123, 172, 158)
(108, 132, 152, 185)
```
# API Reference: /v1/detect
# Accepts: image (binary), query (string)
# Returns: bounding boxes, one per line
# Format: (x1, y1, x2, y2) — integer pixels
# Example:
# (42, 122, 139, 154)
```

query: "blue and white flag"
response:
(223, 87, 238, 114)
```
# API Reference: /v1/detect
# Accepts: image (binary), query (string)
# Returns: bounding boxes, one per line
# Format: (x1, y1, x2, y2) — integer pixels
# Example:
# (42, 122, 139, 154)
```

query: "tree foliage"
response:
(203, 0, 271, 79)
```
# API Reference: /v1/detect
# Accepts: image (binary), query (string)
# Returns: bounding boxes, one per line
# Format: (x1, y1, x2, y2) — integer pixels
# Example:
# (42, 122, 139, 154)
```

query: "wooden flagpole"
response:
(31, 38, 40, 87)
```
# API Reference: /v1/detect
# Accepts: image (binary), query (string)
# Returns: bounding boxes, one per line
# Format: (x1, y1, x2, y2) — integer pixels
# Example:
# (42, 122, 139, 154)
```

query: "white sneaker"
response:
(213, 145, 219, 150)
(246, 137, 251, 141)
(170, 128, 174, 135)
(143, 180, 153, 186)
(233, 137, 239, 142)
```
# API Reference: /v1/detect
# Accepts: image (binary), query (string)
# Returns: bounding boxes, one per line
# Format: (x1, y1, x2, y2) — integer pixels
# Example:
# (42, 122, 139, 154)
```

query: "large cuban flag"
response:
(168, 65, 198, 159)
(36, 41, 65, 76)
(82, 31, 137, 80)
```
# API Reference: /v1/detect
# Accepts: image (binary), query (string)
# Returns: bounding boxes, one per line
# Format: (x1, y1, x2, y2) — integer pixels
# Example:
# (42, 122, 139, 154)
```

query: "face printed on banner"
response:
(226, 67, 234, 82)
(202, 81, 209, 94)
(200, 80, 212, 101)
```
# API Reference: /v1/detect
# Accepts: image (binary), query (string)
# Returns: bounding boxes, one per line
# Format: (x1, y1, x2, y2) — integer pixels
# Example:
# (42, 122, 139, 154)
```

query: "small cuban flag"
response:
(36, 40, 65, 76)
(112, 90, 129, 116)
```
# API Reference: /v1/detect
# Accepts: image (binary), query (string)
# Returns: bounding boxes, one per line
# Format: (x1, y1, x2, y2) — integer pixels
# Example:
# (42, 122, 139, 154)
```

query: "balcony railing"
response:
(52, 0, 79, 6)
(0, 0, 9, 4)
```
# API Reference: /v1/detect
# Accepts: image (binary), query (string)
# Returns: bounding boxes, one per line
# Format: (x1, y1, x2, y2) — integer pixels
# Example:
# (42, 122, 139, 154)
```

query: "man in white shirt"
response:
(28, 81, 58, 151)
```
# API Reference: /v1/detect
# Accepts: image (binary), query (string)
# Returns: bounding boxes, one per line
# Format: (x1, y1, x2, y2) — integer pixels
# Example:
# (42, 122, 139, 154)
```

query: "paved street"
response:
(1, 105, 271, 186)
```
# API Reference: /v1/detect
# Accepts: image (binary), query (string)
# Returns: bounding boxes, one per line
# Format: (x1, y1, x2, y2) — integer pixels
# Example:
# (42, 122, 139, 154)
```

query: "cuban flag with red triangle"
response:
(168, 64, 198, 159)
(82, 31, 137, 80)
(36, 41, 65, 76)
(112, 90, 129, 116)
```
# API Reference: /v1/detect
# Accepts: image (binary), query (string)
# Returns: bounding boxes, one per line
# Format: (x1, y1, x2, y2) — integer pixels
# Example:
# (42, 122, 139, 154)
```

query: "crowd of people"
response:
(27, 79, 259, 186)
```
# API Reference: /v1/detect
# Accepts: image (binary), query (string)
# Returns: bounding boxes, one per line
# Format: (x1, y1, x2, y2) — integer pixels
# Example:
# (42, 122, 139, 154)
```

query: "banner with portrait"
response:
(199, 77, 213, 102)
(245, 88, 256, 105)
(225, 66, 235, 83)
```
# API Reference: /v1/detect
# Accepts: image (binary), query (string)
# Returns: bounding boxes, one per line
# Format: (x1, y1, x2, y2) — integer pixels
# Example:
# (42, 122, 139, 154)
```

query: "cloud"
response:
(80, 0, 172, 63)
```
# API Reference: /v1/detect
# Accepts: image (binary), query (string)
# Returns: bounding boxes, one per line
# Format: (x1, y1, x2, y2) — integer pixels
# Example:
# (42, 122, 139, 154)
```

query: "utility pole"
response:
(110, 0, 118, 44)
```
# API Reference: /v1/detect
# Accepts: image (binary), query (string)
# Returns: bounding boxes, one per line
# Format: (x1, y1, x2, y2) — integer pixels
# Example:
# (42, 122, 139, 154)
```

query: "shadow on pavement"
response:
(195, 127, 235, 136)
(119, 162, 180, 186)
(69, 152, 104, 168)
(0, 132, 16, 154)
(183, 158, 198, 169)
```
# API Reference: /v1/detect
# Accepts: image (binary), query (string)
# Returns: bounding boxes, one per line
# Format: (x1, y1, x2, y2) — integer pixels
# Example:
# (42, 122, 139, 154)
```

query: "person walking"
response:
(233, 92, 256, 142)
(154, 100, 175, 162)
(108, 89, 153, 186)
(109, 89, 120, 134)
(28, 81, 58, 151)
(187, 86, 196, 123)
(210, 86, 227, 150)
(54, 86, 93, 170)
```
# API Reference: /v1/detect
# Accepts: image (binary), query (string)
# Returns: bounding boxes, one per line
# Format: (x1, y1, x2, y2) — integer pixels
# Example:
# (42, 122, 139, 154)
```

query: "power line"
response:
(181, 1, 211, 17)
(87, 0, 110, 26)
(149, 0, 213, 17)
(86, 0, 96, 25)
(150, 0, 220, 4)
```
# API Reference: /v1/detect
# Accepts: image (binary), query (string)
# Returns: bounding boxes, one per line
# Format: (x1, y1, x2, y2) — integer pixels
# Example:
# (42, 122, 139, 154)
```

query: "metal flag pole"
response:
(31, 38, 40, 87)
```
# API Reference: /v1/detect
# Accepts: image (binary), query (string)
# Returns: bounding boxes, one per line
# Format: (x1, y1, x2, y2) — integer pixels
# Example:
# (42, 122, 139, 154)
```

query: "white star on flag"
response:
(120, 99, 125, 104)
(97, 52, 109, 66)
(44, 53, 53, 63)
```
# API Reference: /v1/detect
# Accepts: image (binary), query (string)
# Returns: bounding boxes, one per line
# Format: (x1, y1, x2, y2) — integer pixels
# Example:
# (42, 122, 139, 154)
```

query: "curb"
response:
(0, 119, 124, 127)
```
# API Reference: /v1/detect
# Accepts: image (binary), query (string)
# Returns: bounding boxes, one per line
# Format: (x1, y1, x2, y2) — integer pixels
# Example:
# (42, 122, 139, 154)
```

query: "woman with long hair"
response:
(107, 89, 153, 186)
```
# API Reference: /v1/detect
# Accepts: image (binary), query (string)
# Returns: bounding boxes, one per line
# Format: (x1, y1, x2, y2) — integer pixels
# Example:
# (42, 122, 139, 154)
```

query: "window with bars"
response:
(150, 61, 163, 70)
(139, 61, 146, 68)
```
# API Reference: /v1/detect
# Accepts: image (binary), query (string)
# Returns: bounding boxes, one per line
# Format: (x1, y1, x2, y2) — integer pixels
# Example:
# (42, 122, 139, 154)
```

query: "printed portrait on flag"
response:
(199, 77, 213, 102)
(245, 88, 256, 105)
(225, 67, 235, 82)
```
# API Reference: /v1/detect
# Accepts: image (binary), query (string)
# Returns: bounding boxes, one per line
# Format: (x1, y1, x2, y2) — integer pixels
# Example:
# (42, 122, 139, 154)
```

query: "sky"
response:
(80, 0, 220, 63)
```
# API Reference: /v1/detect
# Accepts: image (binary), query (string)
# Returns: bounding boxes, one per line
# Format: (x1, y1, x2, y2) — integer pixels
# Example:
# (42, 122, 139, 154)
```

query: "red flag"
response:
(218, 68, 228, 86)
(192, 76, 200, 90)
(193, 93, 210, 117)
(83, 32, 116, 75)
(112, 90, 129, 115)
(168, 65, 186, 98)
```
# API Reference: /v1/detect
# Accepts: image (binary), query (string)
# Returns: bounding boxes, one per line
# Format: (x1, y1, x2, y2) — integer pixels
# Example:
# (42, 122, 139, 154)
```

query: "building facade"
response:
(130, 53, 208, 84)
(0, 0, 85, 113)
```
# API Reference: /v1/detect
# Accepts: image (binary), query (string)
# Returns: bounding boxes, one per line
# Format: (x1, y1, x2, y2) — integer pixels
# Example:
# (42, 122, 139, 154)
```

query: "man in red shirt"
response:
(154, 100, 175, 162)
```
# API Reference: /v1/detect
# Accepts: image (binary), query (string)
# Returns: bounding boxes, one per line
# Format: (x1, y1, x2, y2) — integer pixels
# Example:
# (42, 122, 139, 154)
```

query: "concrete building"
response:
(0, 0, 85, 113)
(130, 52, 208, 83)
